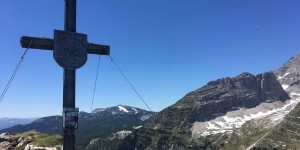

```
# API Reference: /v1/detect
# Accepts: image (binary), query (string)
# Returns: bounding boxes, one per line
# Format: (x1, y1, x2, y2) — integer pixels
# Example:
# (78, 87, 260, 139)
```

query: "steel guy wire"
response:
(109, 55, 152, 112)
(90, 55, 101, 113)
(0, 40, 32, 103)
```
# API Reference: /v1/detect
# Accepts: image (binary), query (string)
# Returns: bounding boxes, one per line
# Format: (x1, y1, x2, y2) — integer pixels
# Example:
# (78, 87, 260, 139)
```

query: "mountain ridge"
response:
(0, 117, 37, 130)
(0, 105, 156, 149)
(119, 51, 300, 149)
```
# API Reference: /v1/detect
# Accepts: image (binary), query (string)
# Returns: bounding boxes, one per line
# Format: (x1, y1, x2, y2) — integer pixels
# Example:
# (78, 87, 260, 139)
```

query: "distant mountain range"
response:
(0, 105, 155, 149)
(0, 117, 37, 130)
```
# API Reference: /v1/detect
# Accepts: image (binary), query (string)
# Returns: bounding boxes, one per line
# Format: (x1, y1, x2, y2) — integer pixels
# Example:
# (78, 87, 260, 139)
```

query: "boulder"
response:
(0, 133, 12, 142)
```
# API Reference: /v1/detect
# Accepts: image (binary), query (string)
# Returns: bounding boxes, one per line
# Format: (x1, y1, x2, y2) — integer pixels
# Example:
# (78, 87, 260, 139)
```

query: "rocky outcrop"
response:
(86, 130, 133, 150)
(274, 51, 300, 94)
(186, 71, 290, 122)
(0, 133, 12, 149)
(0, 133, 12, 142)
(0, 131, 61, 150)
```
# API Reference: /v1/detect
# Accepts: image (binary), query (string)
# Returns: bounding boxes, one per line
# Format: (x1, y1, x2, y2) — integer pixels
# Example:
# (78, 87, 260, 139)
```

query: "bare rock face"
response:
(0, 131, 62, 150)
(178, 71, 290, 123)
(274, 51, 300, 94)
(146, 71, 290, 132)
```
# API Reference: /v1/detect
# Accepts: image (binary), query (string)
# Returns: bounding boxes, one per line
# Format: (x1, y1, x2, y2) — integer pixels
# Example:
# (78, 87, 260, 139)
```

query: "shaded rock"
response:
(0, 133, 12, 142)
(0, 141, 10, 149)
(16, 141, 25, 148)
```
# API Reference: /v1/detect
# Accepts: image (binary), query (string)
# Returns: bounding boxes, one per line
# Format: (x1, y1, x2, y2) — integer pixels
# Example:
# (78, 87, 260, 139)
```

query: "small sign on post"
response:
(63, 108, 79, 129)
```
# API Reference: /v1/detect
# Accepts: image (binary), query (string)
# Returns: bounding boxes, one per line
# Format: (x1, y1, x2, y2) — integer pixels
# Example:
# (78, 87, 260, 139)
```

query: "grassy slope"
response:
(253, 102, 300, 150)
(7, 130, 61, 150)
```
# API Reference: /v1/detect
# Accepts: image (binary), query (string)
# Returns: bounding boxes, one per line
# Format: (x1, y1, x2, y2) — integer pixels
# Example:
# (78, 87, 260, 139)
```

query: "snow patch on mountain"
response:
(92, 108, 107, 113)
(118, 105, 129, 113)
(113, 130, 132, 139)
(291, 92, 300, 96)
(132, 108, 138, 114)
(133, 125, 142, 129)
(140, 114, 152, 121)
(278, 72, 290, 79)
(191, 95, 300, 138)
(282, 84, 289, 90)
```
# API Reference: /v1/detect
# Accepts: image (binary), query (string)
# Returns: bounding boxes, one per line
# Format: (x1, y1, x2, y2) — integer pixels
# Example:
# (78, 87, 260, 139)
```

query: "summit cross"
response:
(20, 0, 110, 149)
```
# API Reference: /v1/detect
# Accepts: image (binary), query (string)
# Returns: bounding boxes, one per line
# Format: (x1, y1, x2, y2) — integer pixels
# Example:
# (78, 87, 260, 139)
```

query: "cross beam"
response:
(20, 36, 110, 55)
(19, 0, 110, 149)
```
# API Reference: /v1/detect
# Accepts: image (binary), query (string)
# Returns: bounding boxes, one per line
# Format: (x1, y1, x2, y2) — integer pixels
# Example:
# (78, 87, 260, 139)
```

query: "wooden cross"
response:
(20, 0, 110, 149)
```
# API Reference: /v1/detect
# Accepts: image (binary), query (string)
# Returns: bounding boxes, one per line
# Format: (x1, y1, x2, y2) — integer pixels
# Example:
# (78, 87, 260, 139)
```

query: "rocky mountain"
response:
(118, 52, 300, 149)
(0, 117, 37, 130)
(0, 105, 155, 149)
(76, 105, 156, 149)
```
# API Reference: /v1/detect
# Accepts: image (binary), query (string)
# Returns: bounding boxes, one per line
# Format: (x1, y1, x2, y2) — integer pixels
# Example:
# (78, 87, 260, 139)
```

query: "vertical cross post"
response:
(20, 0, 110, 149)
(63, 1, 76, 149)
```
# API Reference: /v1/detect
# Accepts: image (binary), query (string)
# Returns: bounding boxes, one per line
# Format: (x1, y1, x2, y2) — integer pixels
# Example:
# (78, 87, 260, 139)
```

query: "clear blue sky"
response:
(0, 0, 299, 118)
